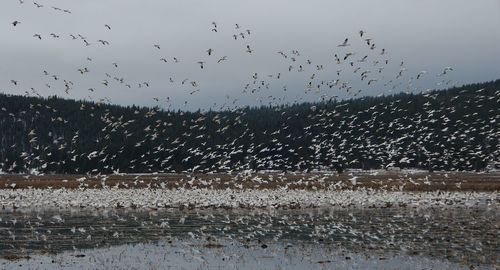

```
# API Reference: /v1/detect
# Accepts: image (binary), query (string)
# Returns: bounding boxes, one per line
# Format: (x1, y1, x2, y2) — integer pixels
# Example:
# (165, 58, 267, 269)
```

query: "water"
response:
(0, 206, 498, 269)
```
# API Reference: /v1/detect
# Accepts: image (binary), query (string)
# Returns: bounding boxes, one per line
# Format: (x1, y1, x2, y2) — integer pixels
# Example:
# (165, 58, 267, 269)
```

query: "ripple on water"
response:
(0, 206, 498, 269)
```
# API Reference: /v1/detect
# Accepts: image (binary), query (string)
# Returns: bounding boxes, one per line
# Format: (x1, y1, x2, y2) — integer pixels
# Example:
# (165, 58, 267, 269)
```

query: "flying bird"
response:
(217, 56, 228, 63)
(338, 38, 350, 47)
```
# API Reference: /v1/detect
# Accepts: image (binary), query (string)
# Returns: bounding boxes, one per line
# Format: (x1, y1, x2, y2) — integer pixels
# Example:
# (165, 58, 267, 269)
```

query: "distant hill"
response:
(0, 80, 498, 174)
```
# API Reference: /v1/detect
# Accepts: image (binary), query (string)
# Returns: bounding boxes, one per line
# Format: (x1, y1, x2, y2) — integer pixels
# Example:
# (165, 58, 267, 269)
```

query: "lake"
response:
(0, 205, 497, 269)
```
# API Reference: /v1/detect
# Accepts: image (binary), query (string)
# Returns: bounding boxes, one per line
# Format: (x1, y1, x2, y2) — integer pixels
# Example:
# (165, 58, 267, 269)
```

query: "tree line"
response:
(0, 80, 498, 174)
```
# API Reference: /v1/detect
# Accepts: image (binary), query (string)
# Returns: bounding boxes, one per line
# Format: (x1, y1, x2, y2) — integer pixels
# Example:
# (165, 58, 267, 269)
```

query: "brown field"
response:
(0, 171, 499, 191)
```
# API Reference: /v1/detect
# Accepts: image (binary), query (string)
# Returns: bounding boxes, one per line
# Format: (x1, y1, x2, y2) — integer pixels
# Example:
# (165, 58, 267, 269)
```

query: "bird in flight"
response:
(338, 38, 350, 47)
(12, 21, 20, 26)
(440, 67, 454, 76)
(416, 71, 427, 80)
(197, 61, 205, 69)
(217, 56, 228, 63)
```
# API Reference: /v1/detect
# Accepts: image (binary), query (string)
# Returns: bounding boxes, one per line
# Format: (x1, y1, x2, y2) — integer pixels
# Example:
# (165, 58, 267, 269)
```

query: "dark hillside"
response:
(0, 80, 498, 174)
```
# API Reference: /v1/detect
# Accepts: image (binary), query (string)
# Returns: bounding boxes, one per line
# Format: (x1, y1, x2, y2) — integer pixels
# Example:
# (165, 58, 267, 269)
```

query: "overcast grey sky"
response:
(1, 0, 500, 110)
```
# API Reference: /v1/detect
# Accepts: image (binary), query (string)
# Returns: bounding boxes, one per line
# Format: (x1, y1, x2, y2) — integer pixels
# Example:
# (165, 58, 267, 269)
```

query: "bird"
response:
(12, 21, 20, 26)
(105, 24, 111, 30)
(343, 52, 354, 60)
(440, 67, 454, 75)
(417, 71, 427, 80)
(338, 38, 350, 47)
(217, 56, 228, 63)
(197, 61, 205, 69)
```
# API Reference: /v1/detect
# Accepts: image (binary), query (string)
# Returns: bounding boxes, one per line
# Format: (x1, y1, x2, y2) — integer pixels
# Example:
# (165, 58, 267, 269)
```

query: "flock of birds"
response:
(1, 0, 496, 176)
(0, 82, 496, 174)
(5, 0, 461, 110)
(1, 2, 499, 269)
(0, 187, 497, 210)
(0, 198, 497, 268)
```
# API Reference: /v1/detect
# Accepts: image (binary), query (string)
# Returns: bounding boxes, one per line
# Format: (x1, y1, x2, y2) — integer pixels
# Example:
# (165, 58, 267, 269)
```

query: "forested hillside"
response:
(0, 80, 498, 174)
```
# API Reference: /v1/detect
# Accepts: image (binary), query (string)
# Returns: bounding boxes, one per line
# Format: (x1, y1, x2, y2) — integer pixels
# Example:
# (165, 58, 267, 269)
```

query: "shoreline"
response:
(1, 171, 499, 192)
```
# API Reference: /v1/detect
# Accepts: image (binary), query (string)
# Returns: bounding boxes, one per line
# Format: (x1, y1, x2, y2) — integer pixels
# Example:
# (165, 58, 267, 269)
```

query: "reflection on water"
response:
(0, 240, 481, 270)
(0, 206, 498, 269)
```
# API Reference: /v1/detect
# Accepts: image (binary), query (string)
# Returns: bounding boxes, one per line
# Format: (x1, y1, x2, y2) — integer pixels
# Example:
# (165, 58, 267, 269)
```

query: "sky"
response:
(1, 0, 500, 111)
